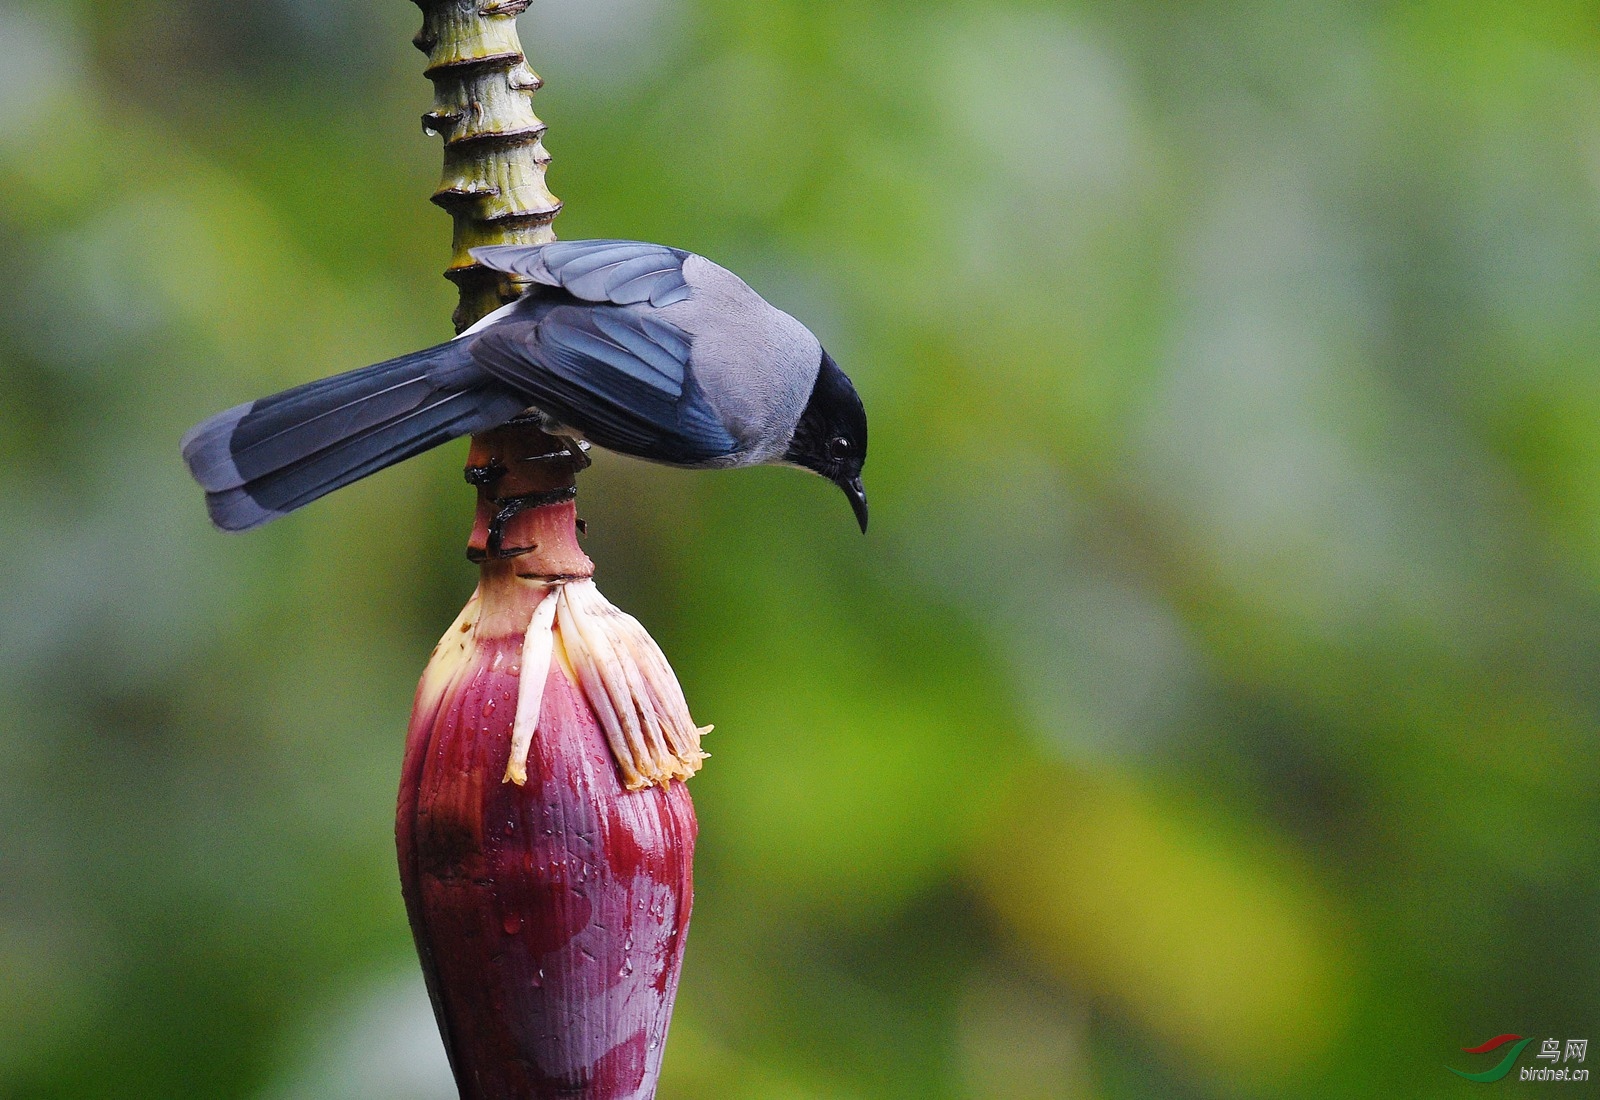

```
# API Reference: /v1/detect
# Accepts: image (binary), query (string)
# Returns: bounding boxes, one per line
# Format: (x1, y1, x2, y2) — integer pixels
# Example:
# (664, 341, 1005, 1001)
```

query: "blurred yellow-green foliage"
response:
(2, 1, 1597, 1097)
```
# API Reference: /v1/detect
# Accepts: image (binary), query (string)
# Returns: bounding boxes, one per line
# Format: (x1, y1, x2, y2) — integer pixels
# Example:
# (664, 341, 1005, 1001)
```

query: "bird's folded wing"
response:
(469, 303, 738, 464)
(470, 240, 694, 308)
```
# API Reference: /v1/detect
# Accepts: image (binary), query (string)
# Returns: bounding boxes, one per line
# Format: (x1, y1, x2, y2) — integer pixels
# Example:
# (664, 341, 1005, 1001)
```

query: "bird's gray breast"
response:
(659, 255, 822, 465)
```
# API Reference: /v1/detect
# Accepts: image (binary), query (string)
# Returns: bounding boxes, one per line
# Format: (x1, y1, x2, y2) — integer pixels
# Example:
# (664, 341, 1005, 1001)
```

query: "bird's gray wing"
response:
(470, 240, 694, 308)
(468, 301, 739, 465)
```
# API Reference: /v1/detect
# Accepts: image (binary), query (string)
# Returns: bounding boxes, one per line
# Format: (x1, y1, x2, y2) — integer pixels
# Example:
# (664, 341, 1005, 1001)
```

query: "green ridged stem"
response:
(413, 0, 562, 331)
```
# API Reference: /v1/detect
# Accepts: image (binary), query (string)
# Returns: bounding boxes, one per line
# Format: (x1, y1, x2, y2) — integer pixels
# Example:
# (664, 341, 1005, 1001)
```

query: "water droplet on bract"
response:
(623, 936, 633, 951)
(502, 914, 523, 935)
(619, 960, 634, 978)
(532, 968, 544, 988)
(482, 698, 497, 717)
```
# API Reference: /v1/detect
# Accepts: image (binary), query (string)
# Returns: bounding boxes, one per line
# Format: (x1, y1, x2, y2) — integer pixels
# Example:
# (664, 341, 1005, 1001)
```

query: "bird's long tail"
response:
(181, 341, 528, 531)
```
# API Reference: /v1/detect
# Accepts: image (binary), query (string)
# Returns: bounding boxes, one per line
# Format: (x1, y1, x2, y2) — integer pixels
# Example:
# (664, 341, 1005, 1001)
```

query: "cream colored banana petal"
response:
(555, 584, 642, 789)
(554, 579, 708, 789)
(564, 584, 654, 780)
(504, 588, 559, 786)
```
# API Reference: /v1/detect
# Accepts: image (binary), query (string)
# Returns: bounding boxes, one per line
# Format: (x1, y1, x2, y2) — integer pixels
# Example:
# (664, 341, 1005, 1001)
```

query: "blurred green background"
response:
(2, 0, 1597, 1097)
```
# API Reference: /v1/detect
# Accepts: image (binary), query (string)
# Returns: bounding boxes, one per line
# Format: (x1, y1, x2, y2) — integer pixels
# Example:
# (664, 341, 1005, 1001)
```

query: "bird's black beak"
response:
(842, 476, 869, 533)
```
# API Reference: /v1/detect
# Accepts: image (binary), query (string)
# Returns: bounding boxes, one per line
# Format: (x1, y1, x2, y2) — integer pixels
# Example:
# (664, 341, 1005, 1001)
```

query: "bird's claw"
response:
(485, 486, 579, 558)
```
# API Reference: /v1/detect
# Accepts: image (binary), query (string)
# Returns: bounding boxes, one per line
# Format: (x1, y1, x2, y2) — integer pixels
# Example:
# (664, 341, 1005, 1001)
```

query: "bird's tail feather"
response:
(181, 341, 527, 531)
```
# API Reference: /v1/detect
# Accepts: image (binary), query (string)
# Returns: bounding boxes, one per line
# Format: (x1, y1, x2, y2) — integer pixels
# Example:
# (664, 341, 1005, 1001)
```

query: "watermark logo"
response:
(1448, 1035, 1588, 1083)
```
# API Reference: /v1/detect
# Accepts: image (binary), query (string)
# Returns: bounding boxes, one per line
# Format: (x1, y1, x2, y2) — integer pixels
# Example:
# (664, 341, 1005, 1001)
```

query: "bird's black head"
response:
(785, 350, 869, 532)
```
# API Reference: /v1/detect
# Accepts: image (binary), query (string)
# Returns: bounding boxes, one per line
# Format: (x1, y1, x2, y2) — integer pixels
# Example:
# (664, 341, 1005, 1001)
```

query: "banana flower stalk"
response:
(398, 422, 706, 1099)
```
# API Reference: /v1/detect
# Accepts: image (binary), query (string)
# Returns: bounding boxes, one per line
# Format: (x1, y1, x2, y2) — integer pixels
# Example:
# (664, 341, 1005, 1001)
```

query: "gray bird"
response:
(181, 239, 869, 533)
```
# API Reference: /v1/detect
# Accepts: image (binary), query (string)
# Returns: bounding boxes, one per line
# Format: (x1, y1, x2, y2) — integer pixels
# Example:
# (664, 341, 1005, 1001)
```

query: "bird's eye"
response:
(827, 437, 852, 461)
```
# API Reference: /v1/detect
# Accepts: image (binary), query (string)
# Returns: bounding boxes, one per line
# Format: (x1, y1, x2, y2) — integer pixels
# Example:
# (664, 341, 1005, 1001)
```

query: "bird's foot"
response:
(485, 486, 579, 558)
(464, 459, 509, 488)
